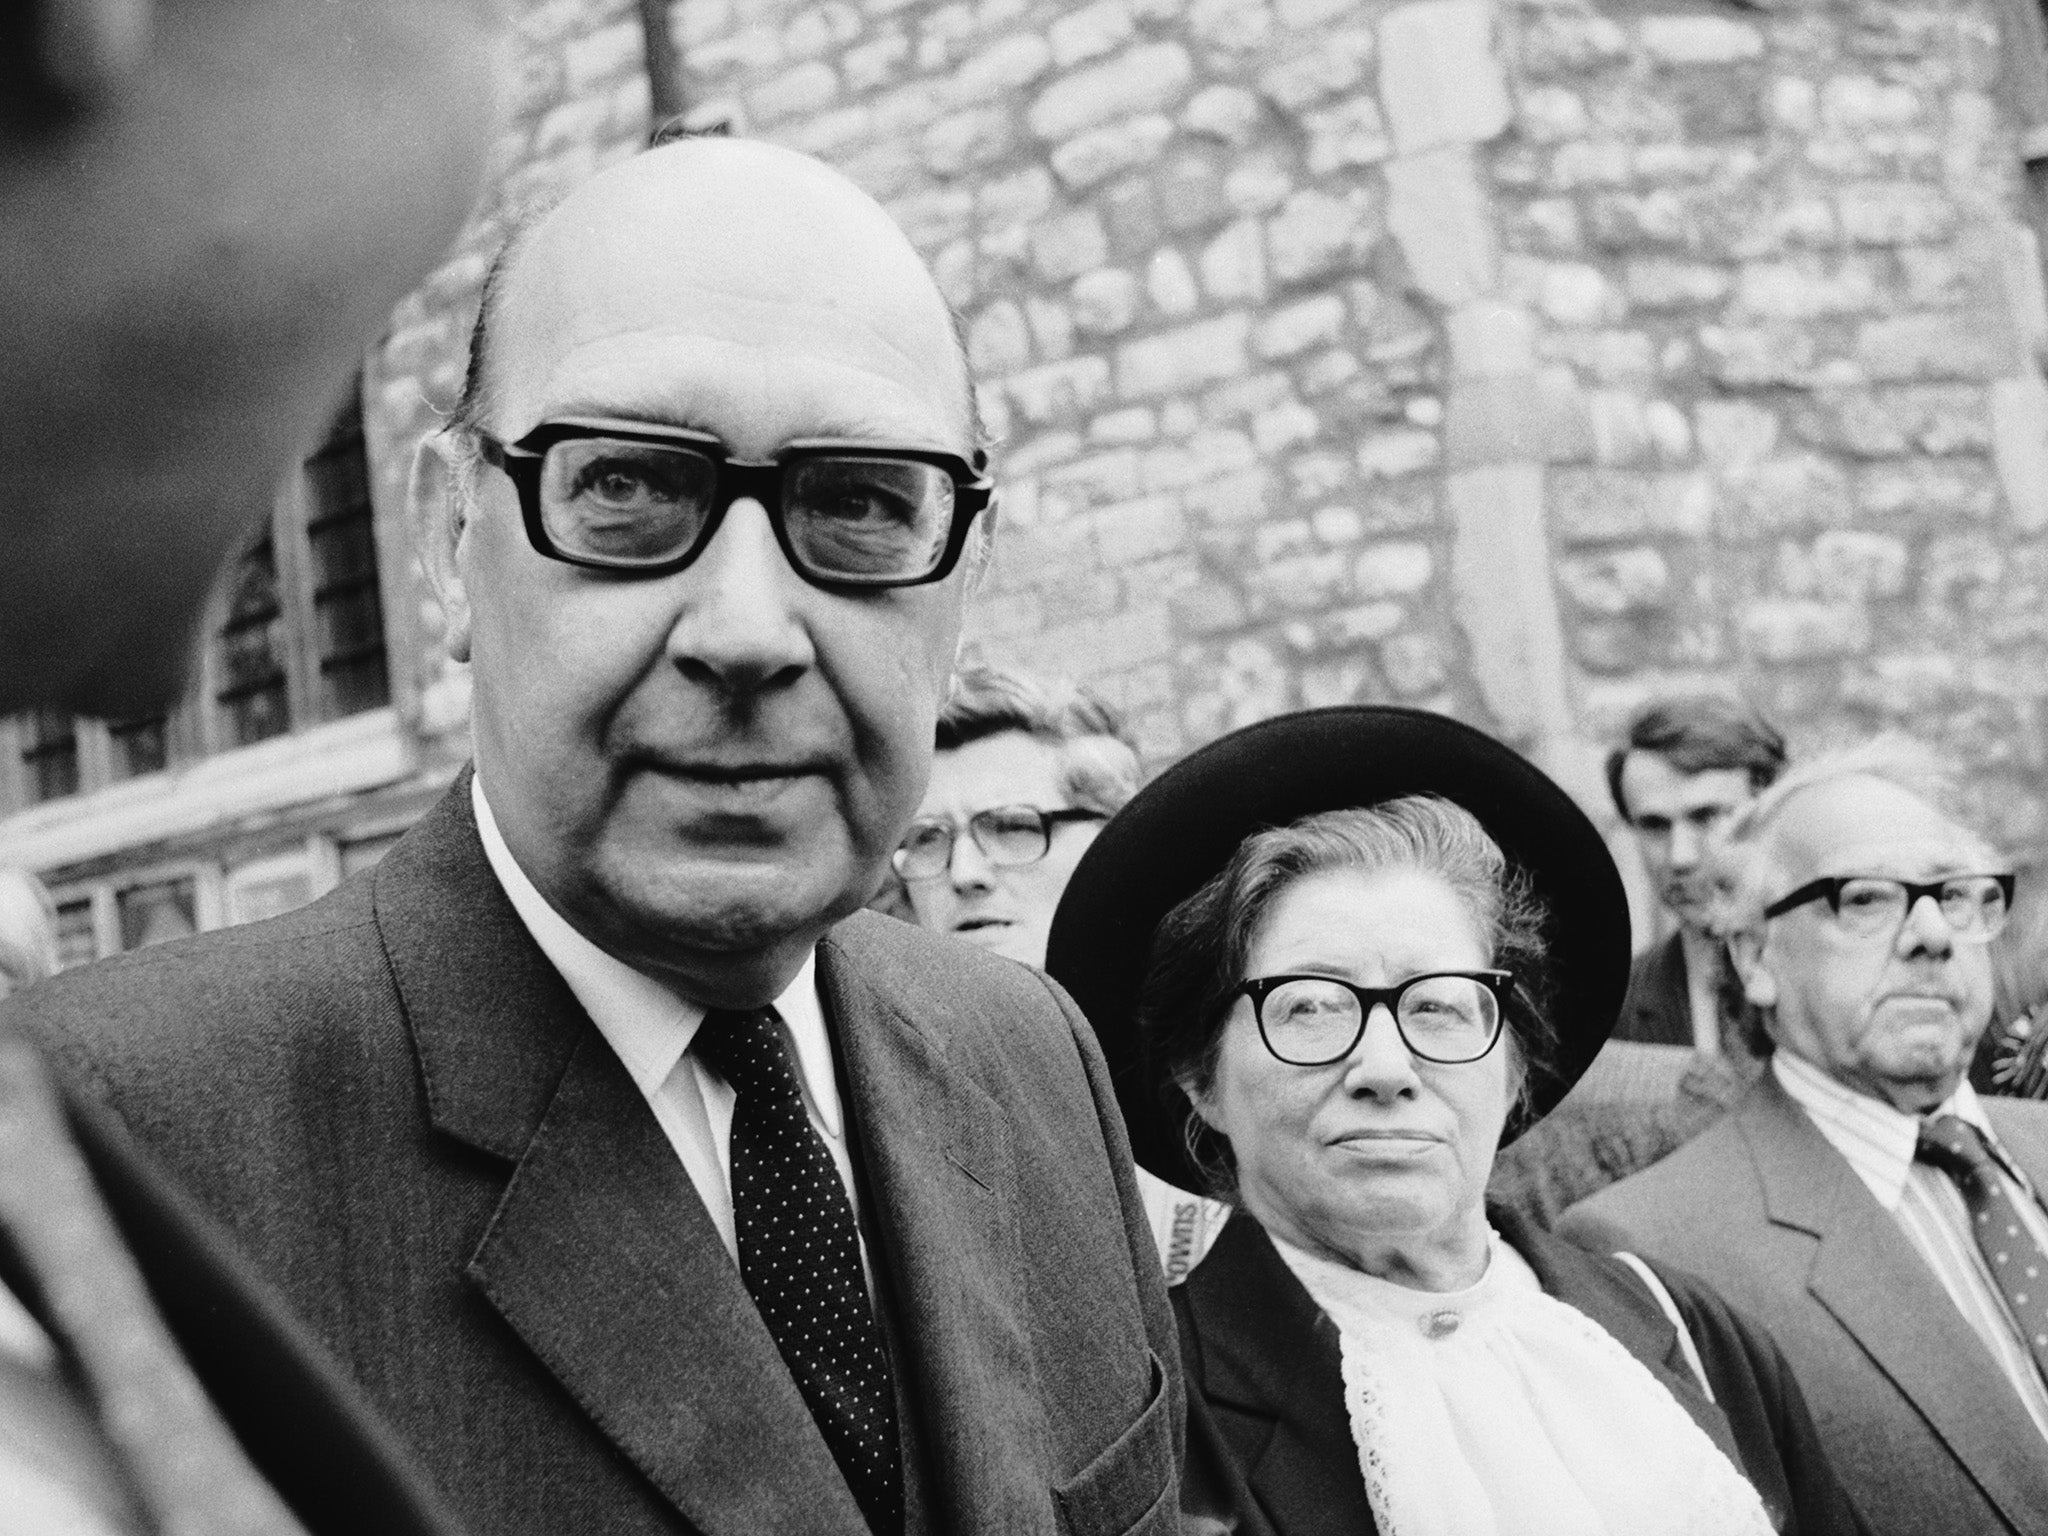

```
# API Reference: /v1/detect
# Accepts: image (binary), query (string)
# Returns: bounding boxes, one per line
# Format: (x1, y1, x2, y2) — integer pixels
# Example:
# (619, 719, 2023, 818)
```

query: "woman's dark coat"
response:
(1176, 1206, 1865, 1536)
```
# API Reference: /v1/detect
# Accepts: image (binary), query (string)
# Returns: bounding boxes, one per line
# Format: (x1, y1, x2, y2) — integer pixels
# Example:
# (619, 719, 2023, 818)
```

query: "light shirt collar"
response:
(469, 775, 838, 1137)
(1772, 1049, 1993, 1210)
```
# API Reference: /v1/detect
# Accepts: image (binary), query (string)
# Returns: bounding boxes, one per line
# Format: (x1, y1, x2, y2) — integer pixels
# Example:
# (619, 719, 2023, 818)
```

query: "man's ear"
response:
(1726, 926, 1778, 1010)
(413, 431, 474, 664)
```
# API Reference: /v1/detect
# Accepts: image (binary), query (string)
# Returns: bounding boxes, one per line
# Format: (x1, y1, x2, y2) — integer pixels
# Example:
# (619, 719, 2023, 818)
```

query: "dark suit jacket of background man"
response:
(1613, 932, 1692, 1048)
(1561, 1070, 2048, 1536)
(14, 780, 1184, 1536)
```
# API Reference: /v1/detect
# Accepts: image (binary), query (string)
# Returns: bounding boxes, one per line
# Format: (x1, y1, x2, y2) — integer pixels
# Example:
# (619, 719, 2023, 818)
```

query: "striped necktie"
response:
(1917, 1114, 2048, 1378)
(695, 1008, 903, 1535)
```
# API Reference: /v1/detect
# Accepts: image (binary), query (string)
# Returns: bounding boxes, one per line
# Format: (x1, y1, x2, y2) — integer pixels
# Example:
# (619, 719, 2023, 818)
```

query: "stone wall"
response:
(362, 0, 2048, 858)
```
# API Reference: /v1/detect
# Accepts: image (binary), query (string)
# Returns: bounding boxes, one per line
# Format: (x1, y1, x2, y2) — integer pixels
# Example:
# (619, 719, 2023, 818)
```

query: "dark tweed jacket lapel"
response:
(375, 782, 868, 1536)
(1739, 1077, 2048, 1536)
(820, 917, 1047, 1536)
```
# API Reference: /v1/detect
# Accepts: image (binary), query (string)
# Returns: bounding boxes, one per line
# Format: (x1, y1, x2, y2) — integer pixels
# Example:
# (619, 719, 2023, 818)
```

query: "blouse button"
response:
(1421, 1309, 1461, 1339)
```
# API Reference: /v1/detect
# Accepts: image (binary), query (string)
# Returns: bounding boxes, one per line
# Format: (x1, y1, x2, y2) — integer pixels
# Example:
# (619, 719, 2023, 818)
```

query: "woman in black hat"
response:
(1045, 706, 1859, 1536)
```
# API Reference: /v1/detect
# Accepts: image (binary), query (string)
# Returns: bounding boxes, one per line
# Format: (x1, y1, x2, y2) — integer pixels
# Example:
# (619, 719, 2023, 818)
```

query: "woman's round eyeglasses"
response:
(892, 805, 1104, 882)
(1237, 971, 1513, 1066)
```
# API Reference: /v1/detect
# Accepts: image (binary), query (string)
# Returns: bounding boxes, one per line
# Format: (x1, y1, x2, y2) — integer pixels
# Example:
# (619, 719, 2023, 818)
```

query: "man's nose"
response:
(1668, 820, 1703, 869)
(1341, 1004, 1419, 1097)
(1899, 893, 1957, 958)
(663, 498, 815, 693)
(947, 828, 997, 891)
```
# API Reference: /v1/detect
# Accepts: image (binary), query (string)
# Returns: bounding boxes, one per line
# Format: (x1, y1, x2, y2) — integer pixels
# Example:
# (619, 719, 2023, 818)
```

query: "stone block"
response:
(1299, 657, 1385, 709)
(889, 187, 975, 248)
(1354, 540, 1434, 597)
(844, 31, 911, 91)
(1051, 115, 1176, 190)
(1857, 314, 2017, 384)
(1529, 262, 1626, 328)
(564, 19, 643, 95)
(1119, 314, 1254, 397)
(1072, 268, 1142, 335)
(1269, 186, 1380, 287)
(1182, 85, 1263, 145)
(979, 165, 1057, 228)
(1518, 11, 1627, 76)
(1534, 329, 1655, 385)
(1091, 494, 1186, 563)
(1836, 182, 1956, 247)
(1314, 505, 1365, 544)
(748, 61, 839, 125)
(1049, 0, 1136, 67)
(1222, 154, 1293, 217)
(1042, 448, 1144, 514)
(1384, 146, 1493, 306)
(1253, 517, 1315, 563)
(931, 238, 977, 309)
(1586, 190, 1695, 251)
(1993, 375, 2048, 533)
(1809, 529, 1911, 602)
(1255, 295, 1348, 360)
(1446, 301, 1534, 381)
(1379, 631, 1449, 697)
(1002, 356, 1113, 424)
(1026, 295, 1076, 360)
(1146, 248, 1201, 316)
(1378, 0, 1511, 156)
(1723, 453, 1856, 535)
(955, 33, 1054, 100)
(1789, 385, 1991, 459)
(1090, 405, 1159, 444)
(1305, 97, 1394, 175)
(1700, 326, 1820, 389)
(1188, 0, 1275, 52)
(1204, 370, 1293, 423)
(1517, 87, 1589, 145)
(1856, 459, 1999, 521)
(1557, 547, 1670, 615)
(1734, 258, 1883, 322)
(1031, 208, 1111, 283)
(1186, 461, 1272, 520)
(1254, 401, 1322, 453)
(1257, 30, 1376, 111)
(1739, 600, 1871, 663)
(968, 301, 1033, 375)
(1357, 429, 1442, 479)
(925, 107, 1016, 176)
(1300, 349, 1363, 396)
(1199, 219, 1267, 303)
(1622, 259, 1734, 311)
(1549, 469, 1716, 543)
(1508, 198, 1582, 257)
(784, 1, 863, 58)
(1821, 75, 1921, 131)
(1638, 15, 1764, 65)
(1028, 43, 1196, 140)
(534, 96, 611, 158)
(1548, 141, 1634, 190)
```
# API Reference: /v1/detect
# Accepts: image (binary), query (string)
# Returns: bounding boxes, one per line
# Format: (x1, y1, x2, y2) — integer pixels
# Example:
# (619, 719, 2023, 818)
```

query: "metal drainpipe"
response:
(638, 0, 686, 129)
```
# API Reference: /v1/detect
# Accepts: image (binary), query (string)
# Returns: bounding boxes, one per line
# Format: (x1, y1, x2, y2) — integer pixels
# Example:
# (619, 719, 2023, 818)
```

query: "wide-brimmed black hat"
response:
(1043, 705, 1631, 1188)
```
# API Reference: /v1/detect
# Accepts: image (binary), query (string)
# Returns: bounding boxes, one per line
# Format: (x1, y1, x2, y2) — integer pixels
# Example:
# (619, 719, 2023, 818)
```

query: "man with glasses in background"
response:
(1563, 740, 2048, 1535)
(892, 664, 1231, 1282)
(20, 137, 1182, 1536)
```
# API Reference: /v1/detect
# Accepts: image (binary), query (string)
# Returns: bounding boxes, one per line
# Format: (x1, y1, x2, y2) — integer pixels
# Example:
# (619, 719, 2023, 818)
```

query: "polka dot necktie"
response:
(695, 1010, 903, 1535)
(1917, 1115, 2048, 1379)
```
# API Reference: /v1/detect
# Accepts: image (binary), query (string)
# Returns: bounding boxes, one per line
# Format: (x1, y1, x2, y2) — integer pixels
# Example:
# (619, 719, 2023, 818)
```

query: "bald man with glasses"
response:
(20, 139, 1181, 1536)
(1563, 740, 2048, 1536)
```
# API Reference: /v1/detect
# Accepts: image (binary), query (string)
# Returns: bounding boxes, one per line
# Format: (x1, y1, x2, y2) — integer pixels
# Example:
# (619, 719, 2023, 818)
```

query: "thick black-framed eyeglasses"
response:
(1763, 873, 2015, 944)
(472, 418, 993, 590)
(892, 805, 1104, 882)
(1239, 970, 1513, 1066)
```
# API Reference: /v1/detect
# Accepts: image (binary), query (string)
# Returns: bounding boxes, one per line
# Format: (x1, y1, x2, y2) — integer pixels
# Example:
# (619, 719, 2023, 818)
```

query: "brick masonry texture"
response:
(364, 0, 2048, 861)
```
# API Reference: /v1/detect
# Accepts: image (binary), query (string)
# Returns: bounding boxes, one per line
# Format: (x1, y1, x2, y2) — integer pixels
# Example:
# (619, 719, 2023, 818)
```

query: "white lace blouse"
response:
(1270, 1228, 1777, 1536)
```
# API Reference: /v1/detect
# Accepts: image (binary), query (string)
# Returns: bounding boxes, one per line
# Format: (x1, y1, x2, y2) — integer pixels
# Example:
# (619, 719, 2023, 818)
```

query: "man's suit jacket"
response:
(1560, 1071, 2048, 1536)
(0, 1025, 463, 1536)
(18, 783, 1182, 1536)
(1614, 932, 1693, 1048)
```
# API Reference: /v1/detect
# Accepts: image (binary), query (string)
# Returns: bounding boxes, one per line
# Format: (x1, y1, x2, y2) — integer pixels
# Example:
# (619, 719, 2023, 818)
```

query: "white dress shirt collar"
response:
(1772, 1049, 1995, 1211)
(468, 775, 839, 1138)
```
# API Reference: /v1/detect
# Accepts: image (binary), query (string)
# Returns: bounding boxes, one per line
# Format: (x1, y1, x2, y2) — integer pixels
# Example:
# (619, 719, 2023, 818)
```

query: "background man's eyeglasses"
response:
(472, 418, 992, 590)
(1237, 971, 1513, 1066)
(892, 806, 1103, 882)
(1763, 874, 2016, 944)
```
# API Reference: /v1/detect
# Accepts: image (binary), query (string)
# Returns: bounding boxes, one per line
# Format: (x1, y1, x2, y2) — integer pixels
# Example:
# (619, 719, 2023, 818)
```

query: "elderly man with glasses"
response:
(19, 138, 1183, 1536)
(1563, 740, 2048, 1536)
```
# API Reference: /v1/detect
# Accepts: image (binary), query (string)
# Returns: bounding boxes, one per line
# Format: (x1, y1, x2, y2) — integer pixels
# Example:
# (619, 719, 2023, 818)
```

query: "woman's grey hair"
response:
(936, 664, 1142, 818)
(1136, 796, 1559, 1197)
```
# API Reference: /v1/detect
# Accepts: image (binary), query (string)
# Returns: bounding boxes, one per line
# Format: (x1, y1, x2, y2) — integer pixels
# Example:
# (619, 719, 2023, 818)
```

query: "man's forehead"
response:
(491, 143, 966, 441)
(1622, 753, 1753, 811)
(1769, 775, 1989, 877)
